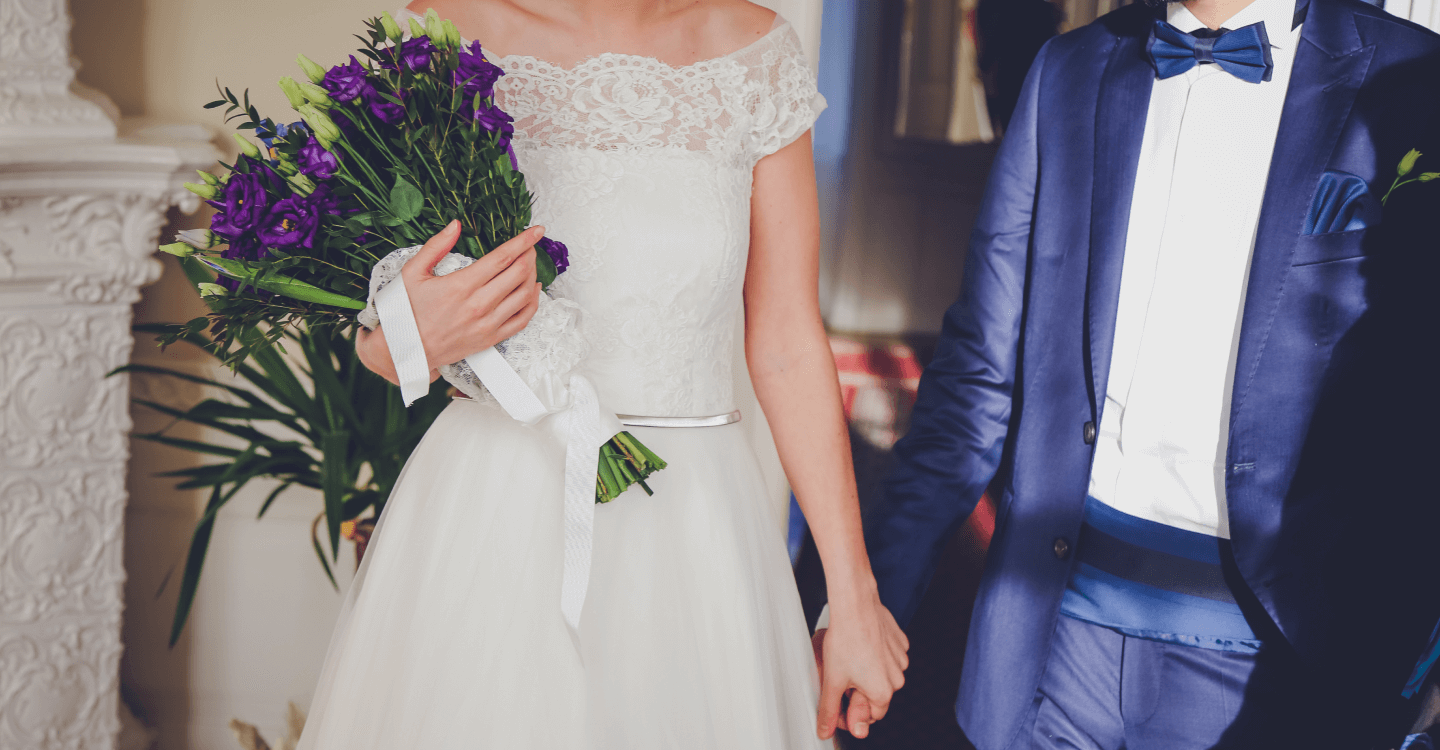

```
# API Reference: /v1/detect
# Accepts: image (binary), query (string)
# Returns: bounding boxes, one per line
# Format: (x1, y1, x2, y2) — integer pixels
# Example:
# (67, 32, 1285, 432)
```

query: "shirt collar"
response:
(1168, 0, 1300, 49)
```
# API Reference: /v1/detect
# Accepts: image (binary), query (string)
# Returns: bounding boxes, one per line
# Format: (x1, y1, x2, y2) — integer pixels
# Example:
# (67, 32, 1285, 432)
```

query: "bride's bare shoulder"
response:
(402, 0, 529, 45)
(686, 0, 779, 53)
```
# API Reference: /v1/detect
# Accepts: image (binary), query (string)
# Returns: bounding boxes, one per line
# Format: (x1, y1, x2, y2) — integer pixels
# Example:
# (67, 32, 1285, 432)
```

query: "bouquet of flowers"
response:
(159, 9, 663, 503)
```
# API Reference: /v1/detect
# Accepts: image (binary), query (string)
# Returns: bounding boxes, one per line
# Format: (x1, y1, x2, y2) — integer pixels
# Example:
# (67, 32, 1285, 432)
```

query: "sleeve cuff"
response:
(374, 274, 432, 406)
(814, 604, 830, 633)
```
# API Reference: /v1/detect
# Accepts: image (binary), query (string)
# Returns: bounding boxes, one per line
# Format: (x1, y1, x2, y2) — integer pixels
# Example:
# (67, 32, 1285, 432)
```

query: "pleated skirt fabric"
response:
(297, 398, 831, 749)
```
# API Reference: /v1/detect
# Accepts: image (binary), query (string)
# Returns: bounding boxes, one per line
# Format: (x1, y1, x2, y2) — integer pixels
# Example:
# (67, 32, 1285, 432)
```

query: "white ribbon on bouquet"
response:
(360, 245, 621, 632)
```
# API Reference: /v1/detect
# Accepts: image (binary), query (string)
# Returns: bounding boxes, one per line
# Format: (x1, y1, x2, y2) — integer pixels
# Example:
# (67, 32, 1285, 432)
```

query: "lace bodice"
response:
(495, 22, 820, 160)
(399, 11, 823, 416)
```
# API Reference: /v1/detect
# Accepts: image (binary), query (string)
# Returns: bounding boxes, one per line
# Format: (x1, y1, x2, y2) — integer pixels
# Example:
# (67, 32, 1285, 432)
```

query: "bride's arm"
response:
(745, 132, 908, 741)
(356, 221, 544, 385)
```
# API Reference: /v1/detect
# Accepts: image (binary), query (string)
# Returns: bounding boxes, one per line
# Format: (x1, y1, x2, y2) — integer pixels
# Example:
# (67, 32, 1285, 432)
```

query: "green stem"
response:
(1382, 176, 1418, 206)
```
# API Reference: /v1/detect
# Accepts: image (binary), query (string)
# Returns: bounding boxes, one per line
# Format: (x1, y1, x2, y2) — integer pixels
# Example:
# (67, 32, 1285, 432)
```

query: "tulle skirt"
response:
(296, 397, 831, 749)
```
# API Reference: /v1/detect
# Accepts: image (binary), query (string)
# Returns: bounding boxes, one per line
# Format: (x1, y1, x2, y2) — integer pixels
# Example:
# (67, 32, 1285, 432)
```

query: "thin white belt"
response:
(616, 411, 741, 428)
(455, 397, 740, 429)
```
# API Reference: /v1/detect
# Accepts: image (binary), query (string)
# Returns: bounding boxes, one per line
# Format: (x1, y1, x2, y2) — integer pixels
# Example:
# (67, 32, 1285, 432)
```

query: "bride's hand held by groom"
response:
(811, 594, 908, 740)
(356, 220, 544, 385)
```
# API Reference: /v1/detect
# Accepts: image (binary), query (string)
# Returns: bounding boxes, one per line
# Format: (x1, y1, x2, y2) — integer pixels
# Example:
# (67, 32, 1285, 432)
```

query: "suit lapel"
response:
(1086, 14, 1155, 420)
(1228, 0, 1373, 436)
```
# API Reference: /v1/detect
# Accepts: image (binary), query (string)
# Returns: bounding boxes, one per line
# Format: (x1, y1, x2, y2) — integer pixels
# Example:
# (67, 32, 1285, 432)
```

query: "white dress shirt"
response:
(1087, 0, 1302, 538)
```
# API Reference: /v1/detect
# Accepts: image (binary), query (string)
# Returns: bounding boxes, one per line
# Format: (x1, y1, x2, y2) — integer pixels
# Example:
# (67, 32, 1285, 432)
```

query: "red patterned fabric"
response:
(830, 335, 995, 546)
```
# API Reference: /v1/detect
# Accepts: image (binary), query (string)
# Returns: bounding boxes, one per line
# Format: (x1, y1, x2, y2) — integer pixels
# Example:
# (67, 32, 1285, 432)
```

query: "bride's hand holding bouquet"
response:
(356, 221, 542, 386)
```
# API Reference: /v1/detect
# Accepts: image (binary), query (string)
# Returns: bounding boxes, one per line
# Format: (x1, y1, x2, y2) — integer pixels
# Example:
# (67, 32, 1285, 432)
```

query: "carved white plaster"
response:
(0, 311, 133, 470)
(0, 0, 116, 141)
(0, 624, 123, 750)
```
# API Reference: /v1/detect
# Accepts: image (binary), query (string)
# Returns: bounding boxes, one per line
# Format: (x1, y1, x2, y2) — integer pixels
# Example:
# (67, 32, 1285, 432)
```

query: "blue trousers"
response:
(1028, 615, 1311, 750)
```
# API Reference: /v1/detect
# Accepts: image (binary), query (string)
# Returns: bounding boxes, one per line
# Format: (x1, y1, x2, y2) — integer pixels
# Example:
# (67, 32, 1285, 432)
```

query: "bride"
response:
(296, 1, 906, 747)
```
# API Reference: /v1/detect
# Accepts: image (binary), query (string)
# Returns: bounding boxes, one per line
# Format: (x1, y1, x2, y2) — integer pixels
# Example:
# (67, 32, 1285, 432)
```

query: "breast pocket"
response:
(1291, 228, 1369, 267)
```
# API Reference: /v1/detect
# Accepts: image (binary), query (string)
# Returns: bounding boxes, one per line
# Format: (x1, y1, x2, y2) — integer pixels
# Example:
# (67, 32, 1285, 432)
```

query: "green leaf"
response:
(169, 483, 242, 647)
(186, 398, 295, 425)
(536, 248, 557, 288)
(132, 432, 243, 458)
(243, 334, 324, 423)
(341, 490, 378, 520)
(256, 482, 293, 519)
(311, 515, 339, 591)
(114, 362, 294, 419)
(390, 176, 424, 222)
(132, 398, 280, 446)
(319, 430, 351, 559)
(177, 256, 222, 310)
(494, 153, 515, 187)
(111, 362, 224, 391)
(196, 257, 366, 310)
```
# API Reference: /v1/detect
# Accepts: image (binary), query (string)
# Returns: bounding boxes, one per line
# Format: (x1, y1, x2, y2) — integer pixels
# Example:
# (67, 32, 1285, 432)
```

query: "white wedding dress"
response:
(296, 14, 831, 750)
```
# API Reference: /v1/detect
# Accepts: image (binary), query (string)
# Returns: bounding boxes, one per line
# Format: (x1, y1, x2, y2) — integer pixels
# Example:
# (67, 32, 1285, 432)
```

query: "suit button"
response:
(1083, 421, 1097, 445)
(1053, 537, 1071, 560)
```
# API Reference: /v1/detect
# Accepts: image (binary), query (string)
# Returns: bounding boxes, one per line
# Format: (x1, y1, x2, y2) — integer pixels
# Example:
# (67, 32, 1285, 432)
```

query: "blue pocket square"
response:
(1304, 170, 1380, 235)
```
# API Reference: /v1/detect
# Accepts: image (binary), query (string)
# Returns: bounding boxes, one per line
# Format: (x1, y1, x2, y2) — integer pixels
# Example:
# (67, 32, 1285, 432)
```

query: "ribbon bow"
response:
(368, 246, 620, 635)
(1147, 20, 1274, 84)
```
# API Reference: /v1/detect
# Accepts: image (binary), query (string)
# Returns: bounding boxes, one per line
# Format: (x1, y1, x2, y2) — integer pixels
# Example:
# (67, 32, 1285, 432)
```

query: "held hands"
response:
(357, 221, 543, 384)
(813, 594, 909, 740)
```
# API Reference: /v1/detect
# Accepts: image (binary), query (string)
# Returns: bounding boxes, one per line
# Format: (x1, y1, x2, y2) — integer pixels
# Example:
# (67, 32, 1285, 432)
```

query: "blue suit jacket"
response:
(866, 1, 1440, 747)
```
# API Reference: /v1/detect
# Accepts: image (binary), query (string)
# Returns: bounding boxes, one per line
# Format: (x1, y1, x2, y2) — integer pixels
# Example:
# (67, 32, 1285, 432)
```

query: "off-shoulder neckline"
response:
(392, 8, 789, 74)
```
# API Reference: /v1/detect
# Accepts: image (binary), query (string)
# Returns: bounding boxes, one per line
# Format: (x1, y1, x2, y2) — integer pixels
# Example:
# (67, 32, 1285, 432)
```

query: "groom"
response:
(835, 0, 1440, 746)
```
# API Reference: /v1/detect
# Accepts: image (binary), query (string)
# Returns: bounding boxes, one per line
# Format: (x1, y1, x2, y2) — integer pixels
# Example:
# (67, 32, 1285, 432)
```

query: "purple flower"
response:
(322, 56, 374, 103)
(219, 232, 265, 261)
(297, 137, 340, 179)
(453, 41, 504, 99)
(383, 36, 436, 72)
(307, 184, 339, 213)
(474, 104, 515, 146)
(368, 89, 407, 125)
(537, 237, 568, 274)
(208, 171, 270, 239)
(329, 109, 355, 131)
(256, 187, 335, 251)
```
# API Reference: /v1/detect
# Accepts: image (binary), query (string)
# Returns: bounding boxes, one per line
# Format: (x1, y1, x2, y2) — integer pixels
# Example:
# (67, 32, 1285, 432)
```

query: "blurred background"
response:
(0, 0, 1429, 748)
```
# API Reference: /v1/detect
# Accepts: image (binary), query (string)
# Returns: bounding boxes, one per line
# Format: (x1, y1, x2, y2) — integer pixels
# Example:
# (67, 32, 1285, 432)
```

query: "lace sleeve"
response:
(742, 21, 826, 160)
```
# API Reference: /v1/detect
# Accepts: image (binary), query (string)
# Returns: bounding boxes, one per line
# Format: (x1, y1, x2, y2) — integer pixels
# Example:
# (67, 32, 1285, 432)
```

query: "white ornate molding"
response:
(0, 2, 220, 748)
(0, 0, 116, 141)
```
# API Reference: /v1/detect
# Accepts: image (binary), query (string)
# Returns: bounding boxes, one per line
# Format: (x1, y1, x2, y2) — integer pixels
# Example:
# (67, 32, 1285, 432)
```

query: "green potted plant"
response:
(119, 313, 448, 646)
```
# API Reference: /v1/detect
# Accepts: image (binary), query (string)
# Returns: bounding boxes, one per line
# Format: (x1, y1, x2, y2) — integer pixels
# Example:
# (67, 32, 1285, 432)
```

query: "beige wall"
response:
(73, 0, 396, 122)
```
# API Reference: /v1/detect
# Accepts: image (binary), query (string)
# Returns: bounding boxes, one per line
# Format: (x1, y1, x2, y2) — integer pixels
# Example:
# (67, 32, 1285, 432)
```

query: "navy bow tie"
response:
(1147, 20, 1274, 83)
